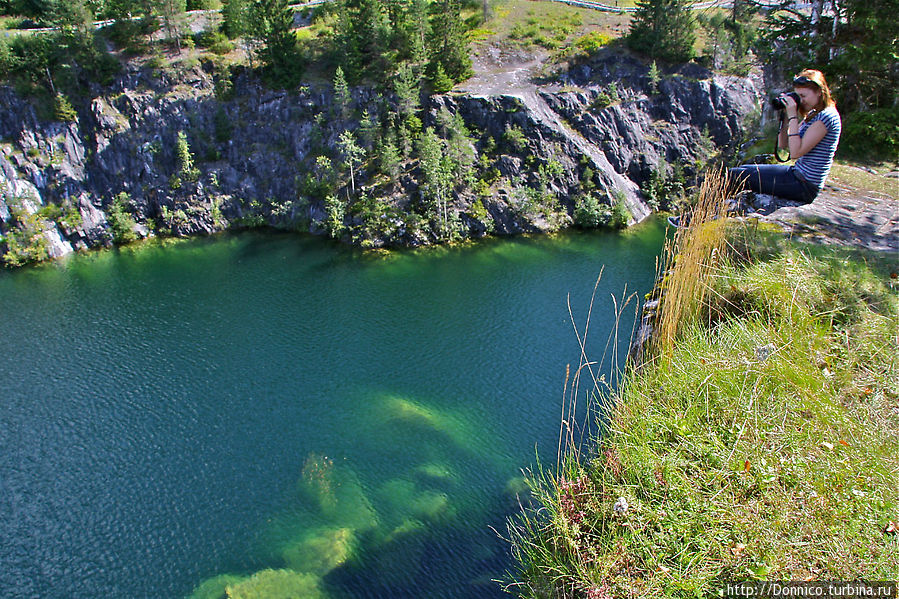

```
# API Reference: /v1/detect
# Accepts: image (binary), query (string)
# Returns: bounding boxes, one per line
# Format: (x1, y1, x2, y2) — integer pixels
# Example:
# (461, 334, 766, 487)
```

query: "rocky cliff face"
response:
(0, 49, 763, 266)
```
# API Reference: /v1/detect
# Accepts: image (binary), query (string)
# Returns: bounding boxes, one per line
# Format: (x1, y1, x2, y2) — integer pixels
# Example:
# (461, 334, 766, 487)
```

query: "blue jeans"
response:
(728, 165, 818, 203)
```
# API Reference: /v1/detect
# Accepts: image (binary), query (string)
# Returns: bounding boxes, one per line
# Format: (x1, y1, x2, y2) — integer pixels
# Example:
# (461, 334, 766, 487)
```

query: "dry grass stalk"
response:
(557, 269, 640, 472)
(655, 167, 736, 354)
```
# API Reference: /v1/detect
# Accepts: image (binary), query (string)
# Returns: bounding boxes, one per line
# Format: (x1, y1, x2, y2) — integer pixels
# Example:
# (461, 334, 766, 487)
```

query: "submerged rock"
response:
(282, 527, 355, 575)
(188, 574, 245, 599)
(297, 455, 378, 532)
(224, 569, 326, 599)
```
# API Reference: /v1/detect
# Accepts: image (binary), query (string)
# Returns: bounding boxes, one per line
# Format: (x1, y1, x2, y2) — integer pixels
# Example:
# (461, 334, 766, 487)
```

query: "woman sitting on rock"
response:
(729, 69, 842, 204)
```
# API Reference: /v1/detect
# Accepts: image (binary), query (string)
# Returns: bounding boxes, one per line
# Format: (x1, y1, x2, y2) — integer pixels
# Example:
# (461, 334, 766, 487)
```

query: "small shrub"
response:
(2, 203, 49, 267)
(144, 55, 165, 70)
(609, 196, 630, 228)
(590, 83, 620, 110)
(574, 30, 613, 55)
(194, 29, 228, 49)
(58, 204, 83, 230)
(173, 209, 188, 226)
(509, 23, 537, 41)
(213, 107, 232, 143)
(642, 161, 686, 212)
(0, 36, 13, 80)
(209, 39, 234, 55)
(533, 34, 560, 50)
(468, 197, 491, 224)
(53, 94, 78, 122)
(502, 124, 528, 153)
(107, 192, 138, 244)
(323, 194, 345, 238)
(179, 56, 200, 70)
(37, 203, 62, 221)
(175, 130, 200, 182)
(574, 193, 607, 228)
(104, 18, 153, 53)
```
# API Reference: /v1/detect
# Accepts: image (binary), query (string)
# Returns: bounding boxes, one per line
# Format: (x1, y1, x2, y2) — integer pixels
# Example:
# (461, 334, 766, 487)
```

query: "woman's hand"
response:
(780, 93, 799, 116)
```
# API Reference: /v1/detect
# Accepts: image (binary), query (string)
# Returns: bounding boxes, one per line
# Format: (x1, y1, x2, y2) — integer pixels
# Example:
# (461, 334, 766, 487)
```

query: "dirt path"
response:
(458, 47, 652, 222)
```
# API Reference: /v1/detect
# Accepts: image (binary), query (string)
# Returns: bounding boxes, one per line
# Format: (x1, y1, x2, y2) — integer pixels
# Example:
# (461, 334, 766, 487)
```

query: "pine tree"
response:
(221, 0, 249, 39)
(175, 130, 199, 182)
(407, 0, 429, 67)
(820, 0, 898, 111)
(249, 0, 303, 86)
(647, 60, 661, 94)
(155, 0, 187, 53)
(324, 194, 346, 238)
(343, 0, 390, 80)
(333, 0, 360, 77)
(377, 137, 402, 180)
(428, 0, 472, 83)
(828, 0, 899, 110)
(760, 0, 897, 112)
(394, 61, 422, 120)
(416, 126, 457, 238)
(429, 62, 454, 93)
(626, 0, 696, 64)
(46, 0, 92, 33)
(334, 65, 350, 117)
(385, 0, 426, 65)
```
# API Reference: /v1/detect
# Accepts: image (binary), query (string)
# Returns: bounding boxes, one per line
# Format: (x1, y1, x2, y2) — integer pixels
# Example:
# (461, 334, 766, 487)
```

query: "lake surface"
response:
(0, 223, 664, 599)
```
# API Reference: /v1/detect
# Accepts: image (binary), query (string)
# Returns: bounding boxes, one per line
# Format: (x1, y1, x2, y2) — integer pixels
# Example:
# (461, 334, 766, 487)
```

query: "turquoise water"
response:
(0, 224, 665, 598)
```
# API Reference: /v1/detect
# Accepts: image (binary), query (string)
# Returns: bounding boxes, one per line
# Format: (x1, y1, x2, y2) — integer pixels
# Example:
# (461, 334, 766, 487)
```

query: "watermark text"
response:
(723, 582, 897, 598)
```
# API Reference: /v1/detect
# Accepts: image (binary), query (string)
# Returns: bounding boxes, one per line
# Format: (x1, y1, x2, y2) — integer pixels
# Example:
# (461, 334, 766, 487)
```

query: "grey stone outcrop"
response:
(0, 49, 764, 265)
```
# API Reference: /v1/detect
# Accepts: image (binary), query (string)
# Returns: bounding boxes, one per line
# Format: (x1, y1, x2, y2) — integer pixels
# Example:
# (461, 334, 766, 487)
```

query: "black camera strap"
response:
(773, 111, 791, 163)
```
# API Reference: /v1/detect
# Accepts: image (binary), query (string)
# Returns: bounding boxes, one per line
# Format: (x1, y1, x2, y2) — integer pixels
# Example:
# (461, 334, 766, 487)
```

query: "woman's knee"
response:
(729, 166, 755, 188)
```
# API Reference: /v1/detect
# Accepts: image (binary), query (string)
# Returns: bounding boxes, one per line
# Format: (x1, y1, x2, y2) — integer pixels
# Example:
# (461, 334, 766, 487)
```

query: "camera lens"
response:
(769, 91, 800, 111)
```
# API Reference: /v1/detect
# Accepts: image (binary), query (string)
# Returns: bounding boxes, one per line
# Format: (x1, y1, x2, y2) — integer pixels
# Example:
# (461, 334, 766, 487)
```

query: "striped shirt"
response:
(795, 106, 841, 190)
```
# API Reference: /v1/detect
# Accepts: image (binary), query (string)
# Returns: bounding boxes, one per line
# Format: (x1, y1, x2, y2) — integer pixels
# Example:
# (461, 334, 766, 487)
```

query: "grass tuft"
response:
(655, 168, 735, 353)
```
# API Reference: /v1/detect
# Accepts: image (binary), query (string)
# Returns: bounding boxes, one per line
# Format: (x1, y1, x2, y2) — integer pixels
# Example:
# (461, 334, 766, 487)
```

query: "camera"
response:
(770, 91, 801, 110)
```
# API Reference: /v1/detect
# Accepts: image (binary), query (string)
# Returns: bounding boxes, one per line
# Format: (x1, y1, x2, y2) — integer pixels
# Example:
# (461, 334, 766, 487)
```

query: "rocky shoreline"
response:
(1, 48, 764, 266)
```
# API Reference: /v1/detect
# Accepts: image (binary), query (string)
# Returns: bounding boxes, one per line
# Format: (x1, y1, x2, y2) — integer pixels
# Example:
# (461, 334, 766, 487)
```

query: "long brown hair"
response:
(794, 69, 835, 119)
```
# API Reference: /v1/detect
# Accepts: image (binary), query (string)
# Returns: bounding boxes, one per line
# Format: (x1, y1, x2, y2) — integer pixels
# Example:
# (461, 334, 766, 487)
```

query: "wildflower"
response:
(613, 496, 628, 514)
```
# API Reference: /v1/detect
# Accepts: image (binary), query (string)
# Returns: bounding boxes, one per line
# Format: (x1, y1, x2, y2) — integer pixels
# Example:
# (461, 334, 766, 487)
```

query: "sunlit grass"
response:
(479, 0, 632, 50)
(507, 182, 899, 596)
(828, 162, 899, 201)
